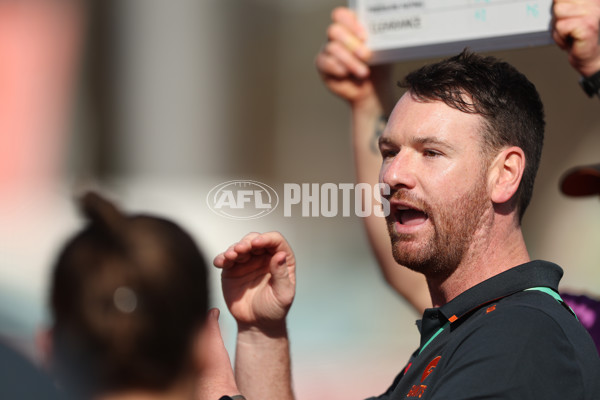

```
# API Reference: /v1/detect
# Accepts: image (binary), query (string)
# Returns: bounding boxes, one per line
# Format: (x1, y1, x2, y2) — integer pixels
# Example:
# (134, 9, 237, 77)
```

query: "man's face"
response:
(379, 93, 493, 278)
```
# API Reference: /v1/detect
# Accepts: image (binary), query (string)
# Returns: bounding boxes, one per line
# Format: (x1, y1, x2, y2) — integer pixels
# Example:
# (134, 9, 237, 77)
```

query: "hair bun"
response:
(79, 191, 127, 234)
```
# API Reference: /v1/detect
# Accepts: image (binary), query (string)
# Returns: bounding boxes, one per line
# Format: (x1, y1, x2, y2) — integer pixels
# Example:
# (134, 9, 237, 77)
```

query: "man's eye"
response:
(423, 149, 441, 157)
(380, 149, 397, 159)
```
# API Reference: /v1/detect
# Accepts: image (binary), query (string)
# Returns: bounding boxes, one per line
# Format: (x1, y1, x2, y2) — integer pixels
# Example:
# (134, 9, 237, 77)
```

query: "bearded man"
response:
(212, 51, 600, 400)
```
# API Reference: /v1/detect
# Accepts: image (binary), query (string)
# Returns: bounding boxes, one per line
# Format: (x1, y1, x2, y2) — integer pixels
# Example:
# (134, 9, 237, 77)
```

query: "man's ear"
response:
(488, 146, 525, 204)
(35, 327, 53, 370)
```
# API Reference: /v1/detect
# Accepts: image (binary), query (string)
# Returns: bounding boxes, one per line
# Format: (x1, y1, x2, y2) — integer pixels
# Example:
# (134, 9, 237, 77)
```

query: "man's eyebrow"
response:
(412, 136, 454, 149)
(378, 136, 454, 149)
(378, 136, 394, 148)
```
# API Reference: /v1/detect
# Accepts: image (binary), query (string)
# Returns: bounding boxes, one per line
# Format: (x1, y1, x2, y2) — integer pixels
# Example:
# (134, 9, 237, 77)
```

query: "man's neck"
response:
(426, 220, 530, 308)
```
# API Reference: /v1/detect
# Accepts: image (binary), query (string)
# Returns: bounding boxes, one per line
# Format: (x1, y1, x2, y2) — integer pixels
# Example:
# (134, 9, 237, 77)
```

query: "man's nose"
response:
(380, 151, 418, 190)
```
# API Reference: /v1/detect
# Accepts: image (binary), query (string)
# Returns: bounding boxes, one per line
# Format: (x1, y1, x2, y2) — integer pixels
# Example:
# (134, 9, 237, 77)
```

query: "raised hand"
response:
(315, 7, 394, 109)
(213, 232, 296, 333)
(553, 0, 600, 76)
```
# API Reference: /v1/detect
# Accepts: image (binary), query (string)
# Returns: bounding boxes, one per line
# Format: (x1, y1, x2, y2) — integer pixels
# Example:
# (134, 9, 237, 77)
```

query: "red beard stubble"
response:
(385, 174, 490, 280)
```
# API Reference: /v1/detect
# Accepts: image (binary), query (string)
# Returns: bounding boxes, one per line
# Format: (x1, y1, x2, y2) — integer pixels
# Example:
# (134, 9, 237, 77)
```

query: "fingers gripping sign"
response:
(213, 232, 296, 333)
(316, 7, 377, 102)
(552, 0, 600, 76)
(316, 6, 395, 117)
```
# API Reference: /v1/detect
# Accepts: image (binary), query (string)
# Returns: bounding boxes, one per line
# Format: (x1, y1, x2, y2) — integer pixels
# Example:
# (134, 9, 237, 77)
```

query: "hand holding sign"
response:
(350, 0, 554, 63)
(552, 0, 600, 77)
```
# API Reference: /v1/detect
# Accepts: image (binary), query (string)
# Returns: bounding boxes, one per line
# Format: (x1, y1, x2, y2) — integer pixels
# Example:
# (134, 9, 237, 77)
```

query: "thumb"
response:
(194, 309, 239, 400)
(198, 309, 231, 369)
(269, 252, 295, 301)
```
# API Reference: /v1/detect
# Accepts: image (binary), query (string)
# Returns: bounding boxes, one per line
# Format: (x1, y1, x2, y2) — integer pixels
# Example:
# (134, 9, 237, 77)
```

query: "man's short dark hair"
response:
(399, 49, 545, 221)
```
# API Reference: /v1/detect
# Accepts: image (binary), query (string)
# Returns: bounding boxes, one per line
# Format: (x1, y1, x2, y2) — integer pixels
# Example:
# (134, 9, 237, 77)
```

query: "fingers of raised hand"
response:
(553, 0, 600, 38)
(249, 231, 293, 256)
(553, 0, 600, 17)
(213, 232, 290, 270)
(327, 22, 371, 60)
(552, 24, 569, 49)
(316, 46, 350, 78)
(554, 15, 599, 48)
(331, 6, 367, 41)
(318, 40, 370, 78)
(213, 232, 260, 268)
(553, 0, 588, 19)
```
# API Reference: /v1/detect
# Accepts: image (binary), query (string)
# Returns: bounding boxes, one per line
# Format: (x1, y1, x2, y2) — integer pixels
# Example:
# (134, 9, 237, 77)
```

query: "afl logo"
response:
(206, 180, 279, 220)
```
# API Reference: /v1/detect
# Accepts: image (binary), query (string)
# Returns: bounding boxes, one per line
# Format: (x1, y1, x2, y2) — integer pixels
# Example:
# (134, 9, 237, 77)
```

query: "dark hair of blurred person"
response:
(48, 192, 209, 399)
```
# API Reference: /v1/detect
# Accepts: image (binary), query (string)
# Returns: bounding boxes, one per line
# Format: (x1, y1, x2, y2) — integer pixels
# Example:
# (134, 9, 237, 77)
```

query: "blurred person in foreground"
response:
(214, 50, 600, 399)
(0, 338, 63, 399)
(42, 192, 241, 400)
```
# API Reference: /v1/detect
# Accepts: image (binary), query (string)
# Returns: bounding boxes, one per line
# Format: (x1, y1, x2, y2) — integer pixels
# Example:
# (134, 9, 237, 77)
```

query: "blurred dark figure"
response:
(560, 164, 600, 352)
(44, 192, 238, 400)
(0, 339, 63, 399)
(561, 164, 600, 196)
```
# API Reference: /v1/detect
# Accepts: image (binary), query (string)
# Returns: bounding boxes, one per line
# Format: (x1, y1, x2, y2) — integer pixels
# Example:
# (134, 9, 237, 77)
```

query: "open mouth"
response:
(396, 206, 429, 226)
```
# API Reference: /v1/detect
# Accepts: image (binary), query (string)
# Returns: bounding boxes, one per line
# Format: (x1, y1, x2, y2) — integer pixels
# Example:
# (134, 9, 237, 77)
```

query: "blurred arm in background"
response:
(315, 7, 431, 314)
